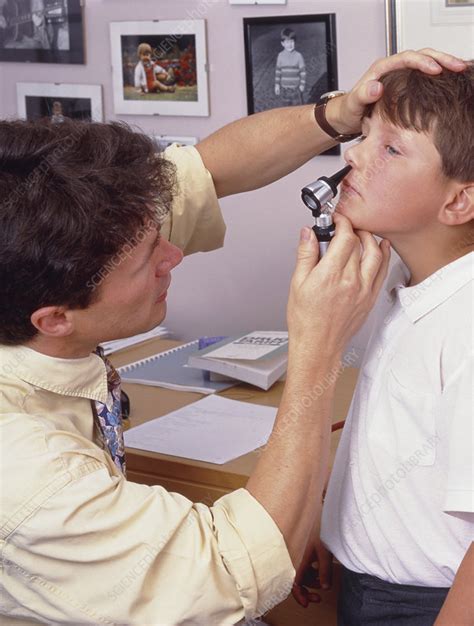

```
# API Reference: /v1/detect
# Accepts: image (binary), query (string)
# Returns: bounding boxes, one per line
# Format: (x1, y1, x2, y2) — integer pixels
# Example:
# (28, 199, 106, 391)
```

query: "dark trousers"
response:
(338, 566, 450, 626)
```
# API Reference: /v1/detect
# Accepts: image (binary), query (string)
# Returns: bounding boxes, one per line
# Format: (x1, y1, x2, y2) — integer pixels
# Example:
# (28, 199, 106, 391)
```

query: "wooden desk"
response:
(111, 339, 359, 626)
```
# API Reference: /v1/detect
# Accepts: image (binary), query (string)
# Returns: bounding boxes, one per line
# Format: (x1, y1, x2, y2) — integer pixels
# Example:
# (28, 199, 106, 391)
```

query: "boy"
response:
(294, 65, 473, 625)
(50, 100, 65, 123)
(274, 28, 306, 106)
(134, 42, 175, 95)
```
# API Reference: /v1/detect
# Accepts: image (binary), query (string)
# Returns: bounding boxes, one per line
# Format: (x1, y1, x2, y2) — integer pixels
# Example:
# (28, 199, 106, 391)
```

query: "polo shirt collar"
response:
(1, 345, 109, 403)
(387, 252, 473, 324)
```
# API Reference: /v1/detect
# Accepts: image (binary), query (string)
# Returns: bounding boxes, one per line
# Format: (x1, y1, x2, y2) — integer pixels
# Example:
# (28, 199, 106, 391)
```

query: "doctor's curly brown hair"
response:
(0, 119, 177, 345)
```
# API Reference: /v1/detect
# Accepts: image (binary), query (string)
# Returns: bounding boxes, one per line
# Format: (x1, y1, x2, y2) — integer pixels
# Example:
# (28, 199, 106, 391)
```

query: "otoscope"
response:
(301, 164, 352, 256)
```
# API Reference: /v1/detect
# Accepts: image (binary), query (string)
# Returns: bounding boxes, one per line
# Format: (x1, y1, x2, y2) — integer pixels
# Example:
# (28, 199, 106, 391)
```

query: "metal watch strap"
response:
(314, 95, 361, 143)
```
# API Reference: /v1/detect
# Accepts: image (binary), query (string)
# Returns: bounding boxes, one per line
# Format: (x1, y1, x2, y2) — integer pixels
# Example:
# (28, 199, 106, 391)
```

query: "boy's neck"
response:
(390, 226, 473, 286)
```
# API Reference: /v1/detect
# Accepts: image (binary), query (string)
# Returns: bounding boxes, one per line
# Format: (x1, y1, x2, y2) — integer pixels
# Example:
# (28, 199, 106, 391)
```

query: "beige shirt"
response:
(0, 146, 295, 625)
(161, 144, 227, 255)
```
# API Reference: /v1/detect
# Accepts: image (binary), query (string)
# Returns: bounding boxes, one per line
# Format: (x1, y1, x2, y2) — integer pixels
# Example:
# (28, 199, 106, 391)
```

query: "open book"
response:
(187, 331, 288, 390)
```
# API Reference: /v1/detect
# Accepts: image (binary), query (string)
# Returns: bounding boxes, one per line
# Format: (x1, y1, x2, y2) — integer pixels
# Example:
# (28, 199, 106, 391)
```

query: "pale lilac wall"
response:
(0, 0, 389, 355)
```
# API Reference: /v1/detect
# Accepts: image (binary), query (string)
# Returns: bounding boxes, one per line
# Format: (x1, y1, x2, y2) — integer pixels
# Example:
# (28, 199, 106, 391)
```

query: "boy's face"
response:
(281, 38, 295, 52)
(140, 50, 152, 64)
(337, 111, 450, 239)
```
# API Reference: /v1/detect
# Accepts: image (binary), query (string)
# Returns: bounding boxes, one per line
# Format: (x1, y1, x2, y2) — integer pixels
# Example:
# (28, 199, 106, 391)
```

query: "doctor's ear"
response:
(30, 306, 74, 338)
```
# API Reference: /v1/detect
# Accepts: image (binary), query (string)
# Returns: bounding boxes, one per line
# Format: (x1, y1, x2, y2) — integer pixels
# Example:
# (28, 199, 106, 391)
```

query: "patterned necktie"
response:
(93, 347, 126, 476)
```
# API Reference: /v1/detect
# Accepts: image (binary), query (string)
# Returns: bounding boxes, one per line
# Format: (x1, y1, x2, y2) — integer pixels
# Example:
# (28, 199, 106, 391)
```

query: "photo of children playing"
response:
(120, 33, 198, 102)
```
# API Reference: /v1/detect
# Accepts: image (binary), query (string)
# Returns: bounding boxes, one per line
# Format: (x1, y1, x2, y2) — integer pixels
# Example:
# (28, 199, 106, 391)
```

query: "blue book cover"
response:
(117, 340, 236, 395)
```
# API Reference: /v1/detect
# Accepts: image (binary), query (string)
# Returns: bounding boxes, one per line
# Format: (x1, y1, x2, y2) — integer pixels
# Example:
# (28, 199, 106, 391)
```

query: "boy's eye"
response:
(386, 144, 401, 156)
(355, 134, 366, 143)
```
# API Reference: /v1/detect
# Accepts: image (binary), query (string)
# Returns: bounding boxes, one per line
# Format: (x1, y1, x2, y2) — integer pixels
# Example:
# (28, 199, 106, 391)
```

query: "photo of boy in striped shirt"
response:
(274, 28, 306, 106)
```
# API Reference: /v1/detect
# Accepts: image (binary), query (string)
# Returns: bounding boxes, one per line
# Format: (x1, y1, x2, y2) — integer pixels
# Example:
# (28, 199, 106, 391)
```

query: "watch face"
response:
(320, 90, 346, 100)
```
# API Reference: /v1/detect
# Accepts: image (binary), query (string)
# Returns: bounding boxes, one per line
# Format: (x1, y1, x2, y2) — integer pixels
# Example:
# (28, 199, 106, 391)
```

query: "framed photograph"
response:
(244, 14, 339, 155)
(150, 135, 198, 151)
(110, 20, 209, 117)
(17, 82, 103, 122)
(0, 0, 85, 64)
(385, 0, 473, 57)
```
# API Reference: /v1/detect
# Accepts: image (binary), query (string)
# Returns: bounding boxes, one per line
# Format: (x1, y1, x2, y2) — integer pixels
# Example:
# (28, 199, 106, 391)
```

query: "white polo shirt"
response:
(321, 252, 473, 587)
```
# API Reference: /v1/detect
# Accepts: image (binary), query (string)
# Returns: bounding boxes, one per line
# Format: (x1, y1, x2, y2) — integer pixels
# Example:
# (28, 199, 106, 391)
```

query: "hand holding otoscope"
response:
(301, 164, 352, 257)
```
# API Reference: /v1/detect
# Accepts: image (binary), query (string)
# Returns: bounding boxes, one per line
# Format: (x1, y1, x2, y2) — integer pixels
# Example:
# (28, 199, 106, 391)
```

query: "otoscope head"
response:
(330, 164, 352, 188)
(301, 164, 352, 216)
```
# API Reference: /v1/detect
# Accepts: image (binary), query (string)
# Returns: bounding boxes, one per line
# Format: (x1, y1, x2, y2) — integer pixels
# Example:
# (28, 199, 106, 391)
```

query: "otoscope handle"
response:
(313, 212, 335, 257)
(313, 223, 335, 257)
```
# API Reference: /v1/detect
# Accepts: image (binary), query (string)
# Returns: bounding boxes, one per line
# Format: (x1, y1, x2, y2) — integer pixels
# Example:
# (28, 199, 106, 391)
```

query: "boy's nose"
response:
(343, 140, 363, 170)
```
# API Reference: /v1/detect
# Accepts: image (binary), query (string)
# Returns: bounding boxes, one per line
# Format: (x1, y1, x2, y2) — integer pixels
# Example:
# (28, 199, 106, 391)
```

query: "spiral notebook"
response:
(116, 340, 237, 394)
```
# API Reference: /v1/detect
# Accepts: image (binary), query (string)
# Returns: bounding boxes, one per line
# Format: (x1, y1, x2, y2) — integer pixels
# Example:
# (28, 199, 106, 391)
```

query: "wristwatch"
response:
(314, 90, 361, 143)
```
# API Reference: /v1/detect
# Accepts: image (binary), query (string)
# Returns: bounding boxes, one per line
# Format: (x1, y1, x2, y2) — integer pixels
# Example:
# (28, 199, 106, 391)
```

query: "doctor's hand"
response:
(292, 532, 334, 607)
(326, 49, 467, 137)
(287, 214, 390, 361)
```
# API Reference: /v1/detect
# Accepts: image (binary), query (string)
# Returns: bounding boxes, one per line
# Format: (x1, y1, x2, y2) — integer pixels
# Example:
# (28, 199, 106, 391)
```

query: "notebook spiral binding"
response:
(117, 340, 199, 374)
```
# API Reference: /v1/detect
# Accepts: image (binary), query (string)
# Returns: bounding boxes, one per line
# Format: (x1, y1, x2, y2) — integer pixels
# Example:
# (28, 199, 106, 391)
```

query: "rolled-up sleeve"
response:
(161, 144, 226, 256)
(2, 452, 294, 625)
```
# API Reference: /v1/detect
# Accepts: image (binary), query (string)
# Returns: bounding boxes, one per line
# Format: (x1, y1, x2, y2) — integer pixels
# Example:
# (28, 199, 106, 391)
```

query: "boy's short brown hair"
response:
(281, 28, 296, 42)
(137, 42, 152, 57)
(364, 63, 474, 182)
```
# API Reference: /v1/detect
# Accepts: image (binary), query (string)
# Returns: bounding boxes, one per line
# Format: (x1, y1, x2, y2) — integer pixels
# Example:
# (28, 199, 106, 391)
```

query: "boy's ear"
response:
(30, 306, 75, 338)
(440, 184, 474, 226)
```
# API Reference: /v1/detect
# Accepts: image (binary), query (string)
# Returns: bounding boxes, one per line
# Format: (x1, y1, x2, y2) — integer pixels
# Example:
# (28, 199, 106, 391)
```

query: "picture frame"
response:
(17, 82, 103, 122)
(0, 0, 85, 64)
(150, 135, 198, 151)
(110, 19, 209, 117)
(385, 0, 473, 57)
(244, 14, 339, 155)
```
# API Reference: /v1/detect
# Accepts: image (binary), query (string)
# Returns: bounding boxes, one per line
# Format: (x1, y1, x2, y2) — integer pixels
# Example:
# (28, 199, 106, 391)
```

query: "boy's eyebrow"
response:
(361, 116, 371, 132)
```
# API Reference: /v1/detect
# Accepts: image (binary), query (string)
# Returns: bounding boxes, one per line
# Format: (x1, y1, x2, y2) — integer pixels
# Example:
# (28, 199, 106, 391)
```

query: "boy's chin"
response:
(335, 205, 362, 227)
(335, 207, 379, 235)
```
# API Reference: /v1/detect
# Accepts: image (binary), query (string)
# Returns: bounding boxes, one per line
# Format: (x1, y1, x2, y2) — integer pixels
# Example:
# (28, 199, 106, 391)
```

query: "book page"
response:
(205, 331, 288, 360)
(124, 395, 278, 464)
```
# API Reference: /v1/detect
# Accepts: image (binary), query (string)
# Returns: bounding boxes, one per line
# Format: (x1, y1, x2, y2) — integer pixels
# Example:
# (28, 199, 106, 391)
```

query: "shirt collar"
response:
(387, 252, 473, 323)
(0, 345, 108, 403)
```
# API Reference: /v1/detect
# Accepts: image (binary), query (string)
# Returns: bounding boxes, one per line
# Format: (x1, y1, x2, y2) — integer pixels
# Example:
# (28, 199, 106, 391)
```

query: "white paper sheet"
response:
(124, 395, 278, 464)
(100, 325, 169, 355)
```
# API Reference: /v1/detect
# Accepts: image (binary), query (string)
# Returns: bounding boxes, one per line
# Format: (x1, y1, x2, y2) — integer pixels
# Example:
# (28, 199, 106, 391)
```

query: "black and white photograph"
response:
(110, 20, 209, 116)
(244, 14, 339, 155)
(17, 83, 103, 122)
(0, 0, 84, 63)
(244, 14, 338, 114)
